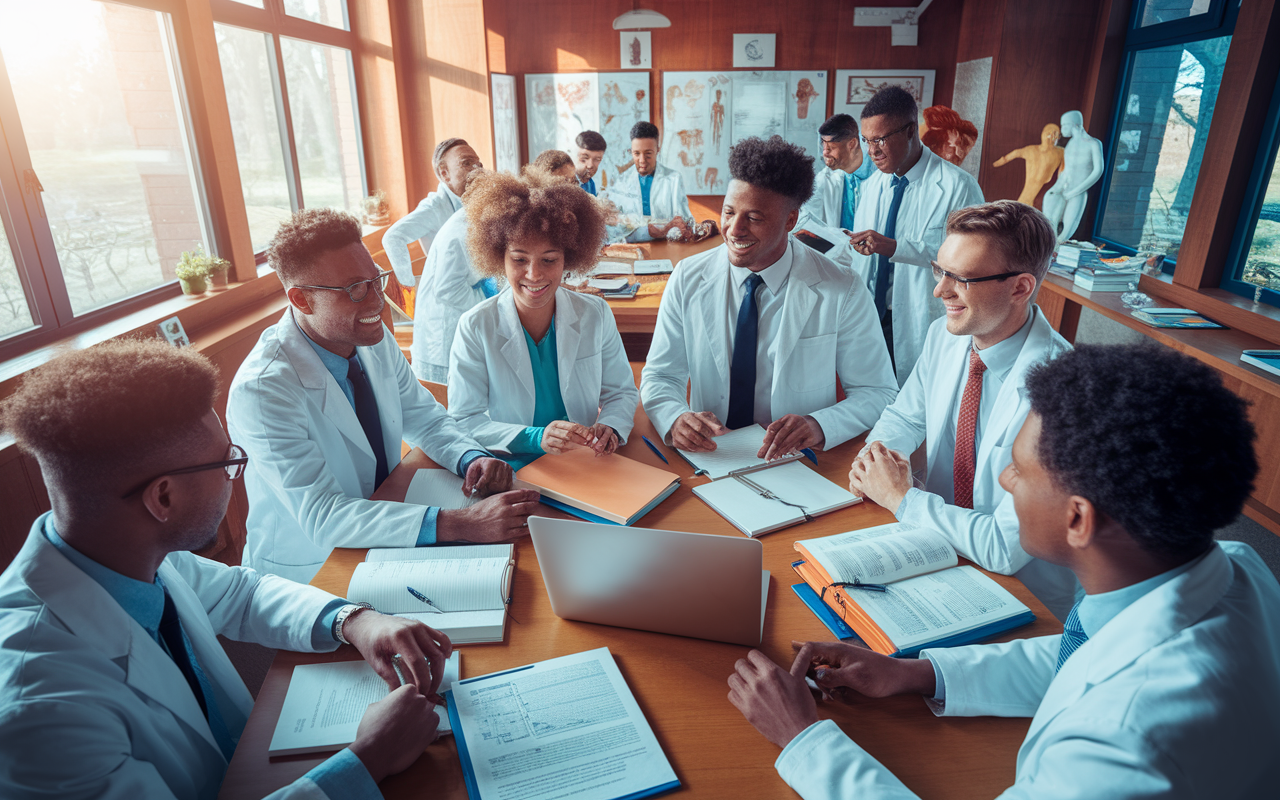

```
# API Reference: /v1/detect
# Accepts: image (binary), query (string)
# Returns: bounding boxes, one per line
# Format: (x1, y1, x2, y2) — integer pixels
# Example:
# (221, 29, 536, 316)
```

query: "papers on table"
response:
(404, 468, 478, 510)
(676, 423, 802, 480)
(632, 258, 674, 275)
(446, 647, 679, 800)
(587, 277, 629, 292)
(269, 652, 461, 755)
(693, 461, 861, 537)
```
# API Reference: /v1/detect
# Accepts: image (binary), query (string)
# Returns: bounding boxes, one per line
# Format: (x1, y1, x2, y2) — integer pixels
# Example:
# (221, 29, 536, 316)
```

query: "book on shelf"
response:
(792, 522, 1035, 657)
(347, 544, 515, 643)
(514, 448, 680, 525)
(269, 652, 461, 756)
(1241, 349, 1280, 377)
(1130, 308, 1227, 329)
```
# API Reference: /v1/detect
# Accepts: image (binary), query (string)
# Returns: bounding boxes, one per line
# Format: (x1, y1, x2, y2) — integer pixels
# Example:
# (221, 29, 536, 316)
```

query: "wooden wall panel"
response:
(351, 0, 410, 218)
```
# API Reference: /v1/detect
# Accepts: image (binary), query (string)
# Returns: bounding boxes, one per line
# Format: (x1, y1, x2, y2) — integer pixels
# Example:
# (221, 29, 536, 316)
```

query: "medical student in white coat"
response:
(0, 339, 451, 800)
(729, 343, 1280, 800)
(380, 137, 482, 287)
(850, 201, 1078, 619)
(641, 136, 897, 460)
(228, 209, 538, 585)
(448, 168, 638, 466)
(604, 120, 693, 242)
(847, 86, 984, 385)
(795, 113, 877, 267)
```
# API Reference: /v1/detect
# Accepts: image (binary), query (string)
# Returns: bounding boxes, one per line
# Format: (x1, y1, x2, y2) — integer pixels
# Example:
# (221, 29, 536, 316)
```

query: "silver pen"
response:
(391, 653, 407, 686)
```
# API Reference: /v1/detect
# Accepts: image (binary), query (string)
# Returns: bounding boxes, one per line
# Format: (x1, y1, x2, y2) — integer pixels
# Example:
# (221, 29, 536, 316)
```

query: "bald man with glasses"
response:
(849, 201, 1079, 620)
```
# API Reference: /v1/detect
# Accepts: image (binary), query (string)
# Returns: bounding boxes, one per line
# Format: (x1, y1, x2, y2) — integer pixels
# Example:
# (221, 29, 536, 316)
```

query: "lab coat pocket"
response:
(789, 333, 837, 393)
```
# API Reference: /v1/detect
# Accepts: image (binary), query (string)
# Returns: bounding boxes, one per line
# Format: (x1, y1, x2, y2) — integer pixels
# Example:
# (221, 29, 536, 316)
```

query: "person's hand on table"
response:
(462, 456, 513, 497)
(727, 649, 819, 749)
(587, 423, 620, 456)
(348, 684, 440, 783)
(437, 489, 541, 543)
(848, 442, 912, 512)
(790, 640, 936, 703)
(342, 611, 453, 702)
(541, 420, 594, 454)
(759, 414, 824, 460)
(671, 411, 727, 452)
(848, 229, 897, 258)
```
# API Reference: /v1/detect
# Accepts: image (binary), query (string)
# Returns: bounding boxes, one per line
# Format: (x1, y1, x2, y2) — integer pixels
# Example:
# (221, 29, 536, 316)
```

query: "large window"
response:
(211, 0, 365, 255)
(1222, 76, 1280, 307)
(0, 0, 210, 352)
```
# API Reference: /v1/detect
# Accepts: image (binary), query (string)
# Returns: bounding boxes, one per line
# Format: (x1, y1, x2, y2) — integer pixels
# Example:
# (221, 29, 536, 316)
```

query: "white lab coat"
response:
(380, 184, 462, 287)
(0, 515, 344, 800)
(797, 166, 856, 267)
(604, 163, 692, 222)
(409, 207, 489, 383)
(849, 146, 985, 385)
(641, 239, 898, 449)
(448, 287, 639, 450)
(228, 309, 482, 584)
(773, 541, 1280, 799)
(866, 308, 1079, 619)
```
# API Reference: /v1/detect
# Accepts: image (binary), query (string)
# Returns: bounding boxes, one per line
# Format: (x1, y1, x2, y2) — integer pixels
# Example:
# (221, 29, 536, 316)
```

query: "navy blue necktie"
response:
(873, 175, 909, 319)
(348, 355, 389, 488)
(1054, 601, 1088, 673)
(727, 273, 764, 430)
(159, 589, 208, 720)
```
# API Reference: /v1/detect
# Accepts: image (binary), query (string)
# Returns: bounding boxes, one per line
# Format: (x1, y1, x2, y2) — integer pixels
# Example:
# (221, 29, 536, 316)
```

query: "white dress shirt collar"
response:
(728, 239, 795, 296)
(971, 308, 1036, 381)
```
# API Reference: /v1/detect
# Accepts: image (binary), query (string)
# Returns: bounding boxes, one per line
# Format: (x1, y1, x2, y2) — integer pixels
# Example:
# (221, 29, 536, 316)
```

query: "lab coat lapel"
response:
(976, 310, 1049, 470)
(355, 341, 404, 471)
(772, 249, 818, 377)
(498, 292, 537, 409)
(928, 333, 970, 455)
(553, 289, 583, 401)
(700, 252, 733, 383)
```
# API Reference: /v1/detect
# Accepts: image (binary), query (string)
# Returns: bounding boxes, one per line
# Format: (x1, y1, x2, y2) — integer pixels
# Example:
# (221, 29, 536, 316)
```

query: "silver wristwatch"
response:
(332, 602, 373, 645)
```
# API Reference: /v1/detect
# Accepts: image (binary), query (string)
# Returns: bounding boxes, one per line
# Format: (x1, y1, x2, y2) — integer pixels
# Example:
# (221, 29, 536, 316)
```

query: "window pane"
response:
(283, 0, 348, 30)
(0, 1, 208, 316)
(1239, 149, 1280, 294)
(1140, 0, 1214, 26)
(228, 0, 265, 7)
(280, 37, 364, 214)
(215, 24, 293, 252)
(0, 224, 35, 340)
(1098, 36, 1231, 261)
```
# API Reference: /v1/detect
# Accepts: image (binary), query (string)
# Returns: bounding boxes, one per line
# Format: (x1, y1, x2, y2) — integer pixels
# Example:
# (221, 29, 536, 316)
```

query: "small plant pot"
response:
(179, 276, 208, 295)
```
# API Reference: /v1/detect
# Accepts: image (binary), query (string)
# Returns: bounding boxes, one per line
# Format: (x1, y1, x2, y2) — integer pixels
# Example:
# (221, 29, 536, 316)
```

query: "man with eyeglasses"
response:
(795, 113, 876, 267)
(846, 85, 984, 386)
(229, 209, 538, 585)
(0, 339, 451, 799)
(847, 201, 1078, 619)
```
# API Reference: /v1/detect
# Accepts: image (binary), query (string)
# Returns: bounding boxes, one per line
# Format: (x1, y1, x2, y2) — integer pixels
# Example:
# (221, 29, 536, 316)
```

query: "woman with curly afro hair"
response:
(445, 167, 639, 468)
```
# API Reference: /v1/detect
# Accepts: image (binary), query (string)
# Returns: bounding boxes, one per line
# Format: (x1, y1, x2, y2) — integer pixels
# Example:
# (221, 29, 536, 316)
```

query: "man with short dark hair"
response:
(847, 86, 984, 384)
(382, 137, 483, 288)
(850, 200, 1078, 618)
(642, 136, 896, 460)
(0, 339, 451, 799)
(796, 114, 876, 266)
(728, 343, 1280, 800)
(573, 130, 607, 195)
(604, 120, 692, 241)
(229, 209, 537, 584)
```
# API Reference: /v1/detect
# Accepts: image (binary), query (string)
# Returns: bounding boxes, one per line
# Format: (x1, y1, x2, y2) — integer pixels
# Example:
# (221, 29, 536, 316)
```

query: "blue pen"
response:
(406, 585, 444, 613)
(801, 448, 818, 465)
(641, 435, 669, 464)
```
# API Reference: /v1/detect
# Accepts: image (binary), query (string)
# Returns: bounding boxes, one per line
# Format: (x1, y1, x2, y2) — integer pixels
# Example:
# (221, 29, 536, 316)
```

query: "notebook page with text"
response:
(798, 522, 958, 586)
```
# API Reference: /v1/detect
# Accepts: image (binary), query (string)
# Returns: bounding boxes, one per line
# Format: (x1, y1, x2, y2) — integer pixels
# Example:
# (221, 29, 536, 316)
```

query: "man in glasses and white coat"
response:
(228, 209, 538, 585)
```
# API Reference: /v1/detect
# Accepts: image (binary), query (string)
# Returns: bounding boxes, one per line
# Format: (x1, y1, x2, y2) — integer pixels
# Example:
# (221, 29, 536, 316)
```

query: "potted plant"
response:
(175, 246, 231, 295)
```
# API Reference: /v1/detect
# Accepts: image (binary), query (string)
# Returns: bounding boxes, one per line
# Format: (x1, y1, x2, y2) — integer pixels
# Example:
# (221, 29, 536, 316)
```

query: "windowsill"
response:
(1138, 272, 1280, 345)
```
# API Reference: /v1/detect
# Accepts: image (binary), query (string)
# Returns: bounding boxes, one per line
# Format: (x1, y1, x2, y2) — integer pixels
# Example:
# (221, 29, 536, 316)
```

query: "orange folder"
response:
(514, 449, 680, 526)
(792, 548, 898, 656)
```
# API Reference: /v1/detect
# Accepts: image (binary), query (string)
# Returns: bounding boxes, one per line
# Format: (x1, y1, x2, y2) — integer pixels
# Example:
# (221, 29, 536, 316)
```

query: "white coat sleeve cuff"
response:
(775, 719, 920, 800)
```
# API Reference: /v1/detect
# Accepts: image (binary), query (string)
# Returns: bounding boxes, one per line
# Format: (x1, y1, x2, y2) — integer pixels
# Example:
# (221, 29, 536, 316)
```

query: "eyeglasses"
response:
(861, 121, 913, 149)
(294, 270, 392, 303)
(931, 261, 1026, 289)
(121, 444, 249, 499)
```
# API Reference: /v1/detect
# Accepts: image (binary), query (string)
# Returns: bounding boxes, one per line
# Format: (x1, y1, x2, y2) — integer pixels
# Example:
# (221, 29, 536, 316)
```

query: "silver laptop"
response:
(529, 516, 770, 646)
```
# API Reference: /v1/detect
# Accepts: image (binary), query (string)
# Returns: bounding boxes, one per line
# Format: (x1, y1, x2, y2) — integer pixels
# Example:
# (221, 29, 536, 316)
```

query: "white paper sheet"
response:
(404, 468, 478, 510)
(693, 461, 861, 536)
(676, 423, 801, 480)
(632, 258, 674, 275)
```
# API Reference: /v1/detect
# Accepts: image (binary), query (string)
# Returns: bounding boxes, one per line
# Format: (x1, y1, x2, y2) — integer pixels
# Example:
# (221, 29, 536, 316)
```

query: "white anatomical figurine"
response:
(1042, 110, 1105, 243)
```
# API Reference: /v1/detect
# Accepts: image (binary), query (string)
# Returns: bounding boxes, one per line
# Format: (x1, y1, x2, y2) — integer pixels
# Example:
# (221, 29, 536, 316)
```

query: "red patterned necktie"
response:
(953, 347, 987, 509)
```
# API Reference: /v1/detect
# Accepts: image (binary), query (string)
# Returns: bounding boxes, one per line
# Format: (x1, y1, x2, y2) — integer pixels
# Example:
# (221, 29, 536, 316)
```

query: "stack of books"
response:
(1074, 261, 1141, 291)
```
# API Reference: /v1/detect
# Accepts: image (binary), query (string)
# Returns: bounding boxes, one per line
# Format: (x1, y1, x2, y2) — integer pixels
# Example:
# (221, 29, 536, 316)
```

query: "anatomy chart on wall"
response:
(832, 69, 935, 121)
(490, 73, 519, 174)
(524, 72, 650, 193)
(661, 71, 828, 194)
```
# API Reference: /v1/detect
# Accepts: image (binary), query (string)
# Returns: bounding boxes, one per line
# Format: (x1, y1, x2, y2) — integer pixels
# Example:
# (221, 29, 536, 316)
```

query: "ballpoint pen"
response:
(641, 435, 669, 464)
(406, 585, 445, 613)
(391, 653, 407, 686)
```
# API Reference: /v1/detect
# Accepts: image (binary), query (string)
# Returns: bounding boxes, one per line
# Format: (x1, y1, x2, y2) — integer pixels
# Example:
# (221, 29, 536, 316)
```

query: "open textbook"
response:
(445, 647, 679, 800)
(793, 522, 1034, 656)
(348, 545, 515, 643)
(269, 652, 461, 756)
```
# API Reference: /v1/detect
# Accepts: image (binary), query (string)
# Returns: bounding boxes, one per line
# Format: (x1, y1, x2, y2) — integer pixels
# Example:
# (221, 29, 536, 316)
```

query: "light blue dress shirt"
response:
(42, 518, 376, 799)
(502, 319, 571, 471)
(297, 320, 489, 546)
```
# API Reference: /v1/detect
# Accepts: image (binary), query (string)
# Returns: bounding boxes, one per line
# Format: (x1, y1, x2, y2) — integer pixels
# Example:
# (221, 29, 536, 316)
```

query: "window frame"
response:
(1089, 0, 1240, 273)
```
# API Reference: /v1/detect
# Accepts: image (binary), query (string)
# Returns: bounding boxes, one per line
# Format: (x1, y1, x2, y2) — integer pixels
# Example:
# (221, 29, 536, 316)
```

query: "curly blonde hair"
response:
(463, 167, 605, 278)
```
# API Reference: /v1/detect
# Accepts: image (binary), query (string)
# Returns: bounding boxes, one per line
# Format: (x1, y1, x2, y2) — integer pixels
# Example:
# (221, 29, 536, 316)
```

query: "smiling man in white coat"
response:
(729, 343, 1280, 800)
(641, 135, 897, 460)
(605, 120, 693, 242)
(848, 86, 984, 385)
(229, 209, 537, 584)
(0, 339, 451, 800)
(849, 201, 1078, 619)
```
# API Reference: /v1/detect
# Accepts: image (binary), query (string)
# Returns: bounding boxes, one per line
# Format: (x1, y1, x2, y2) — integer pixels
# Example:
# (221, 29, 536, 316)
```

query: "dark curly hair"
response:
(267, 208, 363, 286)
(531, 149, 574, 173)
(1025, 344, 1257, 561)
(861, 85, 918, 126)
(463, 167, 606, 279)
(728, 135, 815, 209)
(630, 121, 659, 142)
